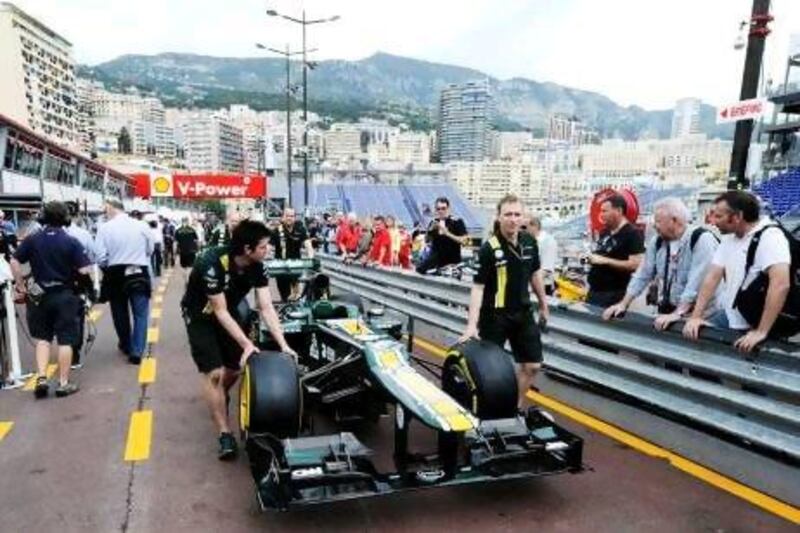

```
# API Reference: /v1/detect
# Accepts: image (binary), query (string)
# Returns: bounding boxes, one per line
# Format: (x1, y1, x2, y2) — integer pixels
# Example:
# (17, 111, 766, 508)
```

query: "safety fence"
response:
(318, 254, 800, 463)
(0, 280, 24, 389)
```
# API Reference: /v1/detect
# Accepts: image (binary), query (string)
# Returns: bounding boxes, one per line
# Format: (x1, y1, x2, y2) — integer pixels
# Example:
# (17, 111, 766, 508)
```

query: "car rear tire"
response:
(441, 339, 518, 420)
(240, 351, 301, 441)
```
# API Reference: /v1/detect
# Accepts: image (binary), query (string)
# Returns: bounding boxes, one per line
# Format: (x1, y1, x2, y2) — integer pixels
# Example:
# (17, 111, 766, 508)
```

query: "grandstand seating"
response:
(283, 182, 484, 232)
(753, 168, 800, 217)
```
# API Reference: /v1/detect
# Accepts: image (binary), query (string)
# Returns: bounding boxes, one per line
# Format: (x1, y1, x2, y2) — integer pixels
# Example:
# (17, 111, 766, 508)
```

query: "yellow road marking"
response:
(151, 308, 162, 319)
(154, 295, 163, 304)
(124, 410, 153, 462)
(412, 336, 800, 525)
(22, 363, 58, 391)
(0, 422, 13, 441)
(147, 327, 159, 344)
(157, 286, 167, 294)
(138, 358, 157, 385)
(87, 308, 102, 323)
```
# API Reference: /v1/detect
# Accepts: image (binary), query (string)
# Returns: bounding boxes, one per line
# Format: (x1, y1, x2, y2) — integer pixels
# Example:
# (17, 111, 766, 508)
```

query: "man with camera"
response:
(586, 194, 645, 307)
(10, 202, 94, 398)
(602, 197, 720, 329)
(416, 196, 468, 274)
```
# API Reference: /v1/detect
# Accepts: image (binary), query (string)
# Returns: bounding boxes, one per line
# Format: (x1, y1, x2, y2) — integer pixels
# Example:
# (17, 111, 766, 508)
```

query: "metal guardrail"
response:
(318, 254, 800, 462)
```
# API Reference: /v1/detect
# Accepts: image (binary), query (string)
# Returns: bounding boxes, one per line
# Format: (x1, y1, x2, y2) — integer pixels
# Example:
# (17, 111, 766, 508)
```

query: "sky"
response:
(11, 0, 800, 110)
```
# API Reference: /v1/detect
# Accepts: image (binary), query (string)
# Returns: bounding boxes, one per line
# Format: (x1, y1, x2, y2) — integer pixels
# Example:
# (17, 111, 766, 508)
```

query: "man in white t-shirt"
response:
(683, 191, 792, 352)
(526, 216, 558, 295)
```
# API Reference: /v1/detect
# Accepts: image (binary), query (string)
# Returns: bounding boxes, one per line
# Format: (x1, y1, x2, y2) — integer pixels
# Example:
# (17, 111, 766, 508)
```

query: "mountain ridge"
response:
(80, 51, 732, 140)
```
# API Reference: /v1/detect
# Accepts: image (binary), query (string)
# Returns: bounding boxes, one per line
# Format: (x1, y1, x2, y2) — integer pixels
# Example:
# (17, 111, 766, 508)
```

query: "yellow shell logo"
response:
(153, 176, 171, 194)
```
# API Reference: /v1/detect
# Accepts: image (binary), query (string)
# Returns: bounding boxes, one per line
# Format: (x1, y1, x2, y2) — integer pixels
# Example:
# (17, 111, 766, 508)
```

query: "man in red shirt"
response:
(336, 213, 361, 255)
(367, 216, 392, 267)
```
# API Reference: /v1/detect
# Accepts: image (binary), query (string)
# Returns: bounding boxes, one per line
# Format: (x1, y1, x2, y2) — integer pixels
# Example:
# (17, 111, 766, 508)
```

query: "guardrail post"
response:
(406, 316, 415, 355)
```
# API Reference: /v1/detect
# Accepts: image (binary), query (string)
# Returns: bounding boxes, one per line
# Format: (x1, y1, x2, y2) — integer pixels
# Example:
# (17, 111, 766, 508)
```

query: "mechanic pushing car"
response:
(459, 193, 550, 409)
(270, 207, 314, 302)
(181, 219, 298, 460)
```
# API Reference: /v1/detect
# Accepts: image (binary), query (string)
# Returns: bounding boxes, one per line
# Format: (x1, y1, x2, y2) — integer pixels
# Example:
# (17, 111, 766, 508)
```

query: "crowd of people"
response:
(0, 187, 796, 461)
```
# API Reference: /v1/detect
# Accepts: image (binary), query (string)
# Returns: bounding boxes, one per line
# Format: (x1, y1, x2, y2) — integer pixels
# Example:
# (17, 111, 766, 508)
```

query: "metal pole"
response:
(286, 44, 293, 208)
(3, 283, 24, 388)
(302, 10, 310, 209)
(728, 0, 772, 190)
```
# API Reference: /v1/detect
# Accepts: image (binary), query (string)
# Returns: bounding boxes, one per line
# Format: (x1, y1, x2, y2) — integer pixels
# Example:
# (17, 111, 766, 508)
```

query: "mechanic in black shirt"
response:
(459, 194, 550, 409)
(416, 196, 468, 274)
(181, 219, 298, 460)
(586, 194, 645, 308)
(10, 201, 93, 398)
(270, 207, 314, 302)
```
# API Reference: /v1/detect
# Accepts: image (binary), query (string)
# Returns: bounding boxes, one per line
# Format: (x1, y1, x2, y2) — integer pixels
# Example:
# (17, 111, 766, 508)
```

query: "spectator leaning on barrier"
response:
(586, 194, 645, 307)
(336, 212, 361, 255)
(11, 201, 93, 398)
(525, 216, 558, 295)
(416, 197, 468, 274)
(95, 199, 154, 365)
(347, 217, 374, 264)
(459, 194, 550, 409)
(367, 215, 392, 267)
(683, 190, 793, 352)
(603, 197, 721, 330)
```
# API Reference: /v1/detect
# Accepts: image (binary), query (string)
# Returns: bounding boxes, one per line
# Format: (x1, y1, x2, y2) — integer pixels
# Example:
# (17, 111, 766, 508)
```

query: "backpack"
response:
(732, 223, 800, 338)
(654, 226, 718, 253)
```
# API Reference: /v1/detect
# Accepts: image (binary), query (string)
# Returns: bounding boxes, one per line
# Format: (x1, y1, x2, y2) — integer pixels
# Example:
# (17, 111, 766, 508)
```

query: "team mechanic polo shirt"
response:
(474, 232, 541, 313)
(181, 246, 270, 319)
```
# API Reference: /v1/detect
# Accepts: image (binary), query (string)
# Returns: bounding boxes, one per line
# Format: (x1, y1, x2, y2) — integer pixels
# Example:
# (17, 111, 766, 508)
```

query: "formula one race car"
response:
(238, 259, 583, 510)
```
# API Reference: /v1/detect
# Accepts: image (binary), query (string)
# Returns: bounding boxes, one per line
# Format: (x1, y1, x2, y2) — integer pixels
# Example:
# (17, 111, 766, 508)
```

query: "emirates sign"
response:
(133, 173, 268, 199)
(716, 98, 766, 124)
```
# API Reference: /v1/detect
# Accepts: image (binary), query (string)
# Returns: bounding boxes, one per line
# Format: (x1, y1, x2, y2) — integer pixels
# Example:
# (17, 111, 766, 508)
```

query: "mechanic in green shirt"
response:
(459, 193, 550, 409)
(181, 219, 298, 460)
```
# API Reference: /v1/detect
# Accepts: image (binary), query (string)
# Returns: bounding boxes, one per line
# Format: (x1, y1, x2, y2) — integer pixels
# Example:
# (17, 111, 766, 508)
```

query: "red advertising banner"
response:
(131, 173, 268, 199)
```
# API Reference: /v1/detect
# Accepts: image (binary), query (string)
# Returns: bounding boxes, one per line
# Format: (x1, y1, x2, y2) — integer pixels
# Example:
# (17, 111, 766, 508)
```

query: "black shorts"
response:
(479, 308, 542, 364)
(183, 313, 251, 374)
(179, 253, 196, 268)
(27, 289, 82, 346)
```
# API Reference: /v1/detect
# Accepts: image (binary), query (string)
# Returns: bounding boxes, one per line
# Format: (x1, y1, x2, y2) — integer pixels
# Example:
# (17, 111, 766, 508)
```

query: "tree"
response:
(118, 127, 132, 154)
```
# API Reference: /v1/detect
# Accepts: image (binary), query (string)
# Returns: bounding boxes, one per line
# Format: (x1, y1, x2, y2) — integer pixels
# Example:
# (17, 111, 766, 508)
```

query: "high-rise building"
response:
(437, 80, 494, 163)
(324, 123, 364, 163)
(0, 2, 78, 148)
(183, 116, 244, 173)
(671, 97, 701, 138)
(491, 131, 533, 160)
(547, 114, 598, 146)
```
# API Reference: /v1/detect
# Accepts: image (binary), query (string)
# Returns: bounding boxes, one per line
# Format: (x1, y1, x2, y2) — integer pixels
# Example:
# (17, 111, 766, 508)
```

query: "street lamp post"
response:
(256, 43, 305, 207)
(728, 0, 772, 190)
(267, 8, 340, 208)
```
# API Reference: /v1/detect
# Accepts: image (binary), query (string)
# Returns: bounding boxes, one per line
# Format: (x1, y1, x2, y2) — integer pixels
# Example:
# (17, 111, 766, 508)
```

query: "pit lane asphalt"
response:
(0, 266, 796, 532)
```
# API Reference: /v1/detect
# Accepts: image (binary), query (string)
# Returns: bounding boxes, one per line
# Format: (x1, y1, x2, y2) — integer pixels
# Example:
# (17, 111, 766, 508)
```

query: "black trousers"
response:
(72, 298, 87, 365)
(275, 275, 299, 302)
